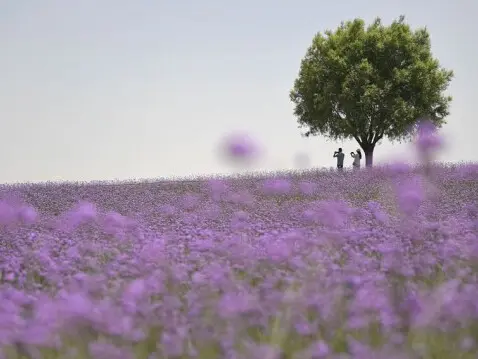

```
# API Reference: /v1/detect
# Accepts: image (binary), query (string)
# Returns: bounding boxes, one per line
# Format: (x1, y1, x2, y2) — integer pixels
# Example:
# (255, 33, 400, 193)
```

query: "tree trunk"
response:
(362, 144, 375, 167)
(364, 149, 373, 167)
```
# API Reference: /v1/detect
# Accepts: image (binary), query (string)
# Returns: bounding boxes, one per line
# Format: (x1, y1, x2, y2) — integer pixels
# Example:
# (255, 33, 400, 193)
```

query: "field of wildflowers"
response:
(0, 124, 477, 358)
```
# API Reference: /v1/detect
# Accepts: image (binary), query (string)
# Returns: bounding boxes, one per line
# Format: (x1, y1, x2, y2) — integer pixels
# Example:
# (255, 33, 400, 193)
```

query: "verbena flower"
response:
(416, 119, 443, 155)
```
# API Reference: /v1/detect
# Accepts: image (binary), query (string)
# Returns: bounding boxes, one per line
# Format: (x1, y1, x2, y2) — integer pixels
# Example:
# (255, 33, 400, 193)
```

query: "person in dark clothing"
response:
(333, 148, 345, 170)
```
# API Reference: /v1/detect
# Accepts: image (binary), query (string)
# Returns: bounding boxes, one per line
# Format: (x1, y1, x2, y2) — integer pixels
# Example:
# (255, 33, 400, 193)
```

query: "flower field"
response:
(0, 160, 477, 358)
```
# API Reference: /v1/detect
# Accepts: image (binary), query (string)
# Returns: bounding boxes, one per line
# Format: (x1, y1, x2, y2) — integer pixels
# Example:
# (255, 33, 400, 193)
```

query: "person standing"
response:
(351, 149, 362, 169)
(333, 148, 345, 170)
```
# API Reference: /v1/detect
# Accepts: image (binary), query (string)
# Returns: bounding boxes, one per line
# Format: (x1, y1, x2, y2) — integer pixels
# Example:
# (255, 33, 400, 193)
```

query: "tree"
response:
(290, 16, 453, 167)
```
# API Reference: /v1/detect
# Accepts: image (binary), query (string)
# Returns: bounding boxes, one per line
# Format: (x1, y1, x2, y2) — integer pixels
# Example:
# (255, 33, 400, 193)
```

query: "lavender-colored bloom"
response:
(102, 211, 127, 235)
(262, 178, 292, 195)
(160, 332, 184, 357)
(0, 200, 16, 225)
(222, 132, 259, 161)
(18, 205, 38, 224)
(75, 201, 97, 221)
(396, 179, 424, 216)
(217, 292, 257, 319)
(312, 340, 330, 357)
(298, 180, 317, 195)
(388, 162, 411, 175)
(122, 278, 146, 312)
(415, 119, 443, 155)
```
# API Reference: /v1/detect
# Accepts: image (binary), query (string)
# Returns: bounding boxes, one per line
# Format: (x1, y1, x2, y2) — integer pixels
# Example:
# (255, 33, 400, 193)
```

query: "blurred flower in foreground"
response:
(18, 205, 38, 224)
(298, 180, 317, 196)
(226, 133, 256, 157)
(388, 162, 411, 176)
(102, 211, 127, 236)
(396, 179, 424, 216)
(75, 201, 97, 221)
(262, 178, 292, 195)
(219, 132, 260, 166)
(0, 200, 16, 225)
(415, 119, 443, 158)
(59, 201, 97, 232)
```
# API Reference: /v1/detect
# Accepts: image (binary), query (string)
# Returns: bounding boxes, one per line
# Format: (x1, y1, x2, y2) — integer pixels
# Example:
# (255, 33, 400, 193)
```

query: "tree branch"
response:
(366, 115, 375, 143)
(372, 131, 384, 144)
(353, 134, 364, 147)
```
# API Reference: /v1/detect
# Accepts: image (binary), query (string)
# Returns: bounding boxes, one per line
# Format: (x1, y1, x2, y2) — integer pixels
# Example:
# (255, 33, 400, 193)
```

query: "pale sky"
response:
(1, 0, 476, 183)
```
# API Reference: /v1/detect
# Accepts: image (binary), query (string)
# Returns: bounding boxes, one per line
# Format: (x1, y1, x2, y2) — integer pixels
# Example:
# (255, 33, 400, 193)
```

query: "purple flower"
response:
(298, 180, 317, 195)
(102, 211, 127, 235)
(61, 292, 94, 321)
(160, 332, 184, 357)
(222, 132, 259, 161)
(123, 278, 146, 301)
(311, 340, 330, 357)
(262, 178, 292, 195)
(217, 292, 257, 319)
(314, 200, 352, 228)
(0, 201, 16, 225)
(18, 205, 38, 224)
(396, 179, 424, 216)
(266, 240, 292, 262)
(75, 201, 97, 221)
(415, 119, 443, 156)
(388, 162, 411, 175)
(207, 179, 228, 200)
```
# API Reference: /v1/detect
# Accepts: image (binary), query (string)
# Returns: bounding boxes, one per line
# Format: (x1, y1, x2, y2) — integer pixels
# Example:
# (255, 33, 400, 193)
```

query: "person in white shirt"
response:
(350, 149, 362, 169)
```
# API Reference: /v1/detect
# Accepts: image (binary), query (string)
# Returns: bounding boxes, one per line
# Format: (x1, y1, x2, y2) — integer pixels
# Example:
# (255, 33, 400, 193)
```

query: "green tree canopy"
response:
(290, 16, 453, 167)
